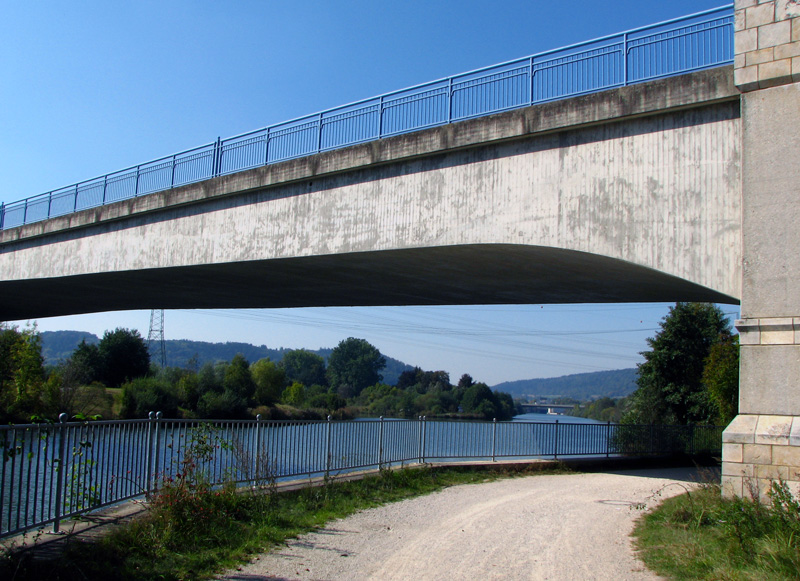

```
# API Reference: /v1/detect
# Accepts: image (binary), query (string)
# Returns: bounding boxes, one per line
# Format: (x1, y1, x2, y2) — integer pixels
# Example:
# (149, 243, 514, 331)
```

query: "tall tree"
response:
(326, 338, 386, 398)
(251, 358, 285, 405)
(279, 349, 326, 388)
(0, 324, 45, 422)
(624, 303, 732, 425)
(96, 328, 151, 388)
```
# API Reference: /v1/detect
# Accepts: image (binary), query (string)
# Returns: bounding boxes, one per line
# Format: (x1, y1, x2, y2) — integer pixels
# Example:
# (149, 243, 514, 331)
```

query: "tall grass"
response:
(634, 479, 800, 580)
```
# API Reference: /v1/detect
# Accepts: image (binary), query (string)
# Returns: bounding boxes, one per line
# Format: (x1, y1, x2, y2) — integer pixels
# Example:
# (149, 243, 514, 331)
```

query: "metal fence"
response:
(0, 5, 733, 231)
(1, 413, 723, 539)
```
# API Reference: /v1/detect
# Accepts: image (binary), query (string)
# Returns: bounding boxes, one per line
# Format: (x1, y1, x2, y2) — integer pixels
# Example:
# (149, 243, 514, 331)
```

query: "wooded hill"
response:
(492, 368, 638, 400)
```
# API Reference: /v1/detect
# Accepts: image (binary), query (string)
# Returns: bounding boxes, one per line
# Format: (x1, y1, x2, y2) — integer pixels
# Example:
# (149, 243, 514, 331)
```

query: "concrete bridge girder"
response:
(0, 69, 742, 320)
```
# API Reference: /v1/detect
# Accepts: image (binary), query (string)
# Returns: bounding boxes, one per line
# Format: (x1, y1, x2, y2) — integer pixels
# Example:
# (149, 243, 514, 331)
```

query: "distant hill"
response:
(39, 331, 413, 386)
(492, 368, 638, 401)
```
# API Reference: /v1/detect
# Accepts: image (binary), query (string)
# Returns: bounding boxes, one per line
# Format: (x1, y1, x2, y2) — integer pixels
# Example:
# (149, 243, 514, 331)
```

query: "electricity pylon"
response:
(148, 309, 167, 368)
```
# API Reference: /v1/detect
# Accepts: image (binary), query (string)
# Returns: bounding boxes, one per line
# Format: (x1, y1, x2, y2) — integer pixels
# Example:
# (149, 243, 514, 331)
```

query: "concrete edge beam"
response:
(0, 67, 738, 246)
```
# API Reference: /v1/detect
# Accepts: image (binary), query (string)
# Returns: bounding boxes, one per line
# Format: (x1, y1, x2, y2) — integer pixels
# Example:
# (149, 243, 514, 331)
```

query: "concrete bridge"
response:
(0, 1, 798, 496)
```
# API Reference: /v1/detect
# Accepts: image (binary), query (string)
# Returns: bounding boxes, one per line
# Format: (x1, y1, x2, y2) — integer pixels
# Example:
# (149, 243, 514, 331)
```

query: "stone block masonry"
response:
(735, 0, 800, 90)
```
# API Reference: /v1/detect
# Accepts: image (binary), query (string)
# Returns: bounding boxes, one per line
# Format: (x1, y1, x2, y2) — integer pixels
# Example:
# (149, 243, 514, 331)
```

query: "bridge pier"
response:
(723, 0, 800, 498)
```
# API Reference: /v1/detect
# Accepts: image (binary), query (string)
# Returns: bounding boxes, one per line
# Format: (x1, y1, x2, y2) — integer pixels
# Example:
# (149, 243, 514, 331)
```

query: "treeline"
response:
(38, 332, 413, 387)
(1, 325, 516, 423)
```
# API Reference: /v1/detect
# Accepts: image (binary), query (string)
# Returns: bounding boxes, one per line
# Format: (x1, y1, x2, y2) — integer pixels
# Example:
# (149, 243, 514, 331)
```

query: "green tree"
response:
(326, 338, 386, 398)
(702, 334, 739, 425)
(97, 328, 151, 388)
(280, 349, 326, 388)
(281, 381, 306, 407)
(624, 302, 732, 425)
(251, 358, 286, 405)
(223, 354, 255, 401)
(0, 324, 45, 421)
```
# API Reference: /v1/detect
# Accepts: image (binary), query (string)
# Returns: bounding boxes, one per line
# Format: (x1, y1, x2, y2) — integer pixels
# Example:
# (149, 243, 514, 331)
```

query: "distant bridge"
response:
(518, 404, 576, 415)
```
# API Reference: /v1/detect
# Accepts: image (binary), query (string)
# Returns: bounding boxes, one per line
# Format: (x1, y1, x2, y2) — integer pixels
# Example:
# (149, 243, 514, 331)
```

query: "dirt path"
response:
(219, 467, 700, 580)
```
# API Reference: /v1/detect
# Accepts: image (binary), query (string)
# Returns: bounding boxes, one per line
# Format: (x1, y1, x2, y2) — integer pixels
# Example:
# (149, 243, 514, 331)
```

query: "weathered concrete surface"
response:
(0, 68, 741, 320)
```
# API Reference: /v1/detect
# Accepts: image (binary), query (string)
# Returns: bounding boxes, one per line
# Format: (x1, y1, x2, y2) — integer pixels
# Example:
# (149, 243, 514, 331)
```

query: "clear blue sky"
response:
(1, 1, 738, 385)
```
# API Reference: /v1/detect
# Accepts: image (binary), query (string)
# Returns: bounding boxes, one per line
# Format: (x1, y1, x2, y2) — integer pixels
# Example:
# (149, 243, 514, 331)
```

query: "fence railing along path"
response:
(0, 5, 733, 231)
(1, 413, 723, 539)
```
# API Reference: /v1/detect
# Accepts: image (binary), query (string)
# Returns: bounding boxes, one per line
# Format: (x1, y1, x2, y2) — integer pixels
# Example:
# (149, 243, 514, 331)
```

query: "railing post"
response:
(325, 415, 332, 480)
(254, 414, 262, 484)
(553, 420, 559, 460)
(170, 154, 177, 187)
(263, 130, 271, 166)
(492, 418, 497, 462)
(102, 175, 108, 205)
(73, 184, 79, 212)
(447, 78, 453, 123)
(145, 412, 155, 494)
(47, 193, 52, 220)
(606, 421, 611, 458)
(152, 412, 162, 490)
(420, 416, 427, 464)
(52, 413, 68, 533)
(22, 200, 28, 226)
(135, 165, 141, 196)
(529, 56, 534, 105)
(317, 113, 324, 153)
(417, 417, 423, 464)
(378, 96, 384, 139)
(378, 416, 384, 467)
(623, 32, 629, 85)
(0, 202, 4, 230)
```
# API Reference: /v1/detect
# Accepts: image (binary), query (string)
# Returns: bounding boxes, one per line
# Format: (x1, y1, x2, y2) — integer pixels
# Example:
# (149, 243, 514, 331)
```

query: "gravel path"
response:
(219, 467, 700, 581)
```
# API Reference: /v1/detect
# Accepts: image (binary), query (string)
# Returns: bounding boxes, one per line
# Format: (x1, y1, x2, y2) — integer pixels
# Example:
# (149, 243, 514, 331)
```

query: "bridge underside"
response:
(2, 244, 733, 320)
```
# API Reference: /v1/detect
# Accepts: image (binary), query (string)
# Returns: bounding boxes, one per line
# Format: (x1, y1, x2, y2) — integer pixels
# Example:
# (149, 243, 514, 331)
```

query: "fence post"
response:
(492, 418, 497, 462)
(52, 413, 68, 533)
(378, 416, 384, 467)
(606, 421, 611, 458)
(145, 412, 155, 494)
(152, 412, 163, 490)
(554, 420, 559, 460)
(254, 414, 262, 484)
(421, 417, 427, 464)
(325, 415, 332, 480)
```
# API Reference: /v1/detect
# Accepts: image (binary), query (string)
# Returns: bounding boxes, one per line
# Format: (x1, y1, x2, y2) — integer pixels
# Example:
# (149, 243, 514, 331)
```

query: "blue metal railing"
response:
(1, 414, 723, 538)
(0, 6, 733, 232)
